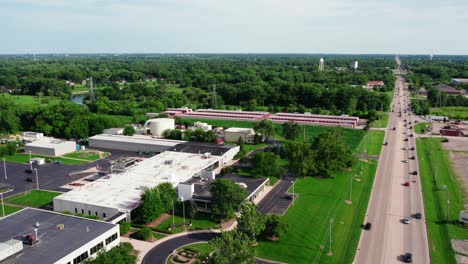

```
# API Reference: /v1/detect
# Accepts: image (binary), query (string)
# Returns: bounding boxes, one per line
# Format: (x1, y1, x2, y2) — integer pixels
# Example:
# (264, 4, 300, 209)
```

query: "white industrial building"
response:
(0, 208, 119, 264)
(89, 134, 185, 153)
(24, 137, 76, 157)
(22, 132, 44, 143)
(223, 127, 256, 143)
(53, 151, 228, 223)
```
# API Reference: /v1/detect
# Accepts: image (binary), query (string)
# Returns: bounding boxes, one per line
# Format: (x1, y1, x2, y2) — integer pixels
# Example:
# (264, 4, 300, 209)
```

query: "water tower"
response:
(319, 58, 324, 71)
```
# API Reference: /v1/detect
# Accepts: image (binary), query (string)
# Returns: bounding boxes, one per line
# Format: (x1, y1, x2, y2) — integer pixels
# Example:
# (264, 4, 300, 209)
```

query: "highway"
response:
(355, 63, 430, 263)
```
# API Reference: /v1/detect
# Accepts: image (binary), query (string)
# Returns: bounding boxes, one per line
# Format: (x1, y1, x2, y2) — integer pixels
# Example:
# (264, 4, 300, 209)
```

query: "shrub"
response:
(133, 227, 153, 241)
(119, 221, 131, 235)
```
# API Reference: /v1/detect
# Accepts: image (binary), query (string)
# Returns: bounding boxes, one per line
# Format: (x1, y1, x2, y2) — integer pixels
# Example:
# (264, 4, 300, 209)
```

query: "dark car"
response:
(393, 127, 396, 130)
(55, 160, 63, 164)
(284, 194, 294, 200)
(409, 134, 413, 137)
(404, 138, 408, 141)
(412, 171, 418, 175)
(383, 142, 388, 146)
(364, 222, 372, 230)
(442, 138, 449, 143)
(414, 213, 422, 219)
(409, 156, 415, 160)
(24, 168, 33, 174)
(404, 252, 413, 263)
(410, 147, 415, 150)
(404, 181, 410, 187)
(25, 177, 35, 182)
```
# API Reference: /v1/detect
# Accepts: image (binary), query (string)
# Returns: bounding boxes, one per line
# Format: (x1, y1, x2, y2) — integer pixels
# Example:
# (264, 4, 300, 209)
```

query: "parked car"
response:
(364, 222, 372, 230)
(442, 138, 449, 143)
(393, 127, 396, 130)
(403, 217, 411, 224)
(414, 213, 422, 219)
(55, 160, 63, 164)
(404, 252, 413, 263)
(404, 181, 410, 186)
(410, 147, 415, 150)
(25, 177, 35, 182)
(402, 160, 409, 163)
(24, 169, 33, 174)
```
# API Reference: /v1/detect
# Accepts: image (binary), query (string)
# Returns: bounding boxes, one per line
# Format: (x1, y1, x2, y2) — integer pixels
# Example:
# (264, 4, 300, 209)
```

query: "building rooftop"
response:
(25, 137, 74, 148)
(192, 174, 268, 201)
(89, 134, 185, 147)
(433, 84, 463, 94)
(54, 151, 221, 212)
(224, 127, 255, 133)
(0, 208, 116, 264)
(171, 142, 236, 156)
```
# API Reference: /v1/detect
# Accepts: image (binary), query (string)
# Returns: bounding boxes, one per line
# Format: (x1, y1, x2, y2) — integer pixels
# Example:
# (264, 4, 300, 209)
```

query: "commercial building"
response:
(0, 208, 119, 264)
(89, 134, 184, 153)
(22, 132, 44, 143)
(170, 142, 239, 165)
(432, 84, 464, 95)
(178, 174, 269, 212)
(24, 137, 76, 157)
(451, 78, 468, 85)
(269, 113, 359, 128)
(223, 127, 256, 143)
(440, 125, 464, 137)
(53, 151, 228, 222)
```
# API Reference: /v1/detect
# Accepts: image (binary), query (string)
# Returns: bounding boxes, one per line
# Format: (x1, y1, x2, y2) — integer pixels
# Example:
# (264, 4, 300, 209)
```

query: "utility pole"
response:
(29, 151, 32, 170)
(349, 174, 353, 203)
(434, 161, 438, 187)
(172, 199, 175, 226)
(291, 180, 295, 205)
(1, 193, 4, 218)
(447, 190, 450, 222)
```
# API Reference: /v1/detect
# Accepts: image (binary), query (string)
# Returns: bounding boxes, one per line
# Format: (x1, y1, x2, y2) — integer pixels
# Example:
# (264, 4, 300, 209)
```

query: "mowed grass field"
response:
(417, 137, 468, 263)
(373, 112, 389, 128)
(414, 122, 429, 134)
(430, 107, 468, 120)
(256, 130, 383, 264)
(154, 212, 218, 234)
(6, 190, 62, 208)
(63, 150, 101, 161)
(1, 204, 22, 216)
(1, 93, 60, 106)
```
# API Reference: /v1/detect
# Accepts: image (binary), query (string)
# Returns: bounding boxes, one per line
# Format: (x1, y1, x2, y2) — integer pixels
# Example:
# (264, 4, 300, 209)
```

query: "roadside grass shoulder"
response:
(1, 204, 22, 216)
(373, 112, 389, 128)
(417, 137, 468, 263)
(63, 150, 100, 161)
(5, 190, 62, 208)
(414, 122, 429, 134)
(256, 129, 383, 263)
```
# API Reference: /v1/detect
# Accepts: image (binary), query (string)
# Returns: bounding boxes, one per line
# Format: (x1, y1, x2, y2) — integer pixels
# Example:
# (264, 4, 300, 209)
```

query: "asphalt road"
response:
(355, 68, 430, 263)
(142, 232, 220, 264)
(257, 176, 294, 215)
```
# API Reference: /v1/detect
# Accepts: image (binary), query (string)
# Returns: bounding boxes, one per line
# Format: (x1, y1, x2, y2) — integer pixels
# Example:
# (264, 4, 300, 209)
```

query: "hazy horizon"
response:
(1, 0, 467, 55)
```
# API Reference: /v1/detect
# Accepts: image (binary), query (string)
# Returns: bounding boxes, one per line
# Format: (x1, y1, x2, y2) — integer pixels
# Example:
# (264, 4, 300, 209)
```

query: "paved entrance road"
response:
(355, 64, 430, 263)
(257, 176, 294, 215)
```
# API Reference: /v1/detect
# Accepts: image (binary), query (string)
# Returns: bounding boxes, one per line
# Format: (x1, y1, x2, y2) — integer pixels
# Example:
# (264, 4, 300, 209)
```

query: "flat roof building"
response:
(223, 127, 256, 143)
(54, 151, 223, 222)
(24, 137, 76, 157)
(0, 208, 119, 264)
(89, 134, 185, 153)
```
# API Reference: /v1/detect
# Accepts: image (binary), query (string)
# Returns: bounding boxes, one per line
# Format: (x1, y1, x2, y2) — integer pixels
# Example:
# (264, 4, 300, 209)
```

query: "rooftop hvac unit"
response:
(164, 160, 173, 165)
(202, 152, 211, 159)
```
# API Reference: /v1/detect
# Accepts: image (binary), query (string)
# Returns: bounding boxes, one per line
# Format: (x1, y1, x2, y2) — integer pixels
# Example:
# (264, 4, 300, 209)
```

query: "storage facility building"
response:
(223, 127, 256, 143)
(24, 137, 76, 157)
(89, 134, 184, 153)
(0, 208, 119, 264)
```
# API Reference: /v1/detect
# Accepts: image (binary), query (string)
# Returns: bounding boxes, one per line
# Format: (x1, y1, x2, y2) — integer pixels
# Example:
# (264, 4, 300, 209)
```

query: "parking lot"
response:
(0, 148, 150, 198)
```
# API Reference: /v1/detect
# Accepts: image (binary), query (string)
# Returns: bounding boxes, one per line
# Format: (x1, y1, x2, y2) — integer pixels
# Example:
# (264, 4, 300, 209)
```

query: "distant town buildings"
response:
(432, 84, 464, 95)
(351, 61, 359, 70)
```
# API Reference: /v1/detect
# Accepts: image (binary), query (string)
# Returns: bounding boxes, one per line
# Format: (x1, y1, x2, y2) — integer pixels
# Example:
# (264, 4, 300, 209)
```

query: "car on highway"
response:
(392, 127, 396, 130)
(25, 177, 35, 182)
(404, 252, 413, 263)
(410, 147, 415, 150)
(383, 142, 388, 146)
(404, 138, 408, 141)
(409, 134, 413, 137)
(414, 213, 422, 219)
(412, 171, 418, 175)
(404, 181, 410, 186)
(364, 222, 372, 230)
(403, 217, 411, 224)
(409, 156, 415, 160)
(402, 160, 408, 163)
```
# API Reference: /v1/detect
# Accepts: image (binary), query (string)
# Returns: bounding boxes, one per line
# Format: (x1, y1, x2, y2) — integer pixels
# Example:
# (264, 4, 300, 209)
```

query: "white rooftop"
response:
(225, 127, 254, 133)
(25, 137, 74, 148)
(89, 134, 185, 147)
(54, 151, 221, 212)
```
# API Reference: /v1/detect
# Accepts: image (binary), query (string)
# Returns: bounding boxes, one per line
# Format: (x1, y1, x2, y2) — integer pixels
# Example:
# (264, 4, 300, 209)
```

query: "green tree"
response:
(251, 152, 280, 178)
(282, 121, 302, 140)
(285, 141, 316, 178)
(5, 142, 16, 156)
(254, 119, 274, 143)
(312, 128, 355, 178)
(237, 136, 245, 152)
(210, 179, 247, 218)
(84, 242, 137, 264)
(263, 215, 289, 239)
(238, 203, 265, 240)
(208, 230, 255, 264)
(123, 125, 135, 136)
(137, 187, 163, 223)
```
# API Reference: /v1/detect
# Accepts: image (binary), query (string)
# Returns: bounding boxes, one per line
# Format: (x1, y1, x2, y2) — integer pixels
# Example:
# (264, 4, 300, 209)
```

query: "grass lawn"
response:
(6, 190, 62, 208)
(242, 143, 267, 154)
(256, 129, 383, 264)
(373, 112, 389, 128)
(416, 137, 468, 263)
(1, 204, 22, 216)
(154, 212, 219, 234)
(184, 242, 213, 255)
(1, 152, 90, 165)
(355, 130, 386, 156)
(430, 107, 468, 120)
(414, 122, 430, 134)
(152, 232, 167, 239)
(1, 93, 60, 106)
(63, 150, 101, 161)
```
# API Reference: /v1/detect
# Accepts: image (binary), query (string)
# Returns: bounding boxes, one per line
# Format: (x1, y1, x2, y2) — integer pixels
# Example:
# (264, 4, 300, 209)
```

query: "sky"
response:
(1, 0, 467, 54)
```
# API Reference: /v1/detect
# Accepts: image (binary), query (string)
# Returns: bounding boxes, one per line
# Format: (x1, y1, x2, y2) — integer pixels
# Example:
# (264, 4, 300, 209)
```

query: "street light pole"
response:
(180, 196, 185, 224)
(3, 158, 6, 180)
(29, 151, 32, 170)
(34, 169, 39, 190)
(1, 193, 4, 218)
(328, 218, 334, 256)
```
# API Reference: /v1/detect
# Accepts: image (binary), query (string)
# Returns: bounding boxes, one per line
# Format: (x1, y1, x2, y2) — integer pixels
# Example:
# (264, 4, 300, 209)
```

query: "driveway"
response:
(257, 176, 295, 215)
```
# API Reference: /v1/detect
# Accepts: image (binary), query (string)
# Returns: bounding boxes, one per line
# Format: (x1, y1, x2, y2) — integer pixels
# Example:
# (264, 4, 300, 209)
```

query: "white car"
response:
(403, 217, 411, 224)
